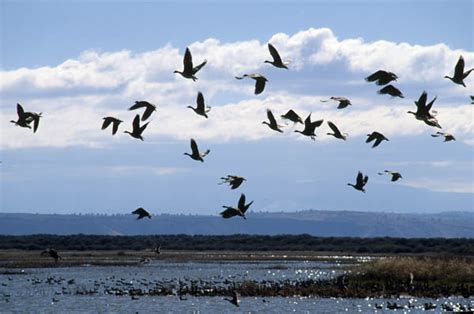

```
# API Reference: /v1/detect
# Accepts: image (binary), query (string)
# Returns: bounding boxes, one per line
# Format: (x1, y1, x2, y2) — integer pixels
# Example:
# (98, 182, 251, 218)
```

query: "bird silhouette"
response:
(41, 248, 62, 263)
(407, 91, 441, 128)
(377, 85, 404, 98)
(132, 207, 151, 219)
(101, 117, 123, 135)
(188, 91, 211, 118)
(124, 114, 149, 141)
(220, 193, 253, 219)
(264, 43, 289, 69)
(128, 101, 157, 121)
(321, 97, 352, 109)
(294, 113, 323, 140)
(431, 132, 456, 142)
(365, 70, 398, 85)
(219, 175, 246, 189)
(10, 103, 41, 132)
(224, 290, 240, 307)
(347, 171, 369, 193)
(174, 47, 207, 81)
(326, 121, 347, 140)
(25, 112, 42, 133)
(366, 131, 389, 148)
(378, 170, 403, 182)
(445, 55, 473, 87)
(235, 74, 268, 95)
(184, 138, 210, 162)
(281, 109, 303, 124)
(262, 109, 283, 133)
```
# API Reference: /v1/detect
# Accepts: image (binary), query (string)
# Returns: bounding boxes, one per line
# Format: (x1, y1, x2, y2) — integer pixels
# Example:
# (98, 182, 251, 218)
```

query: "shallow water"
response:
(0, 260, 472, 312)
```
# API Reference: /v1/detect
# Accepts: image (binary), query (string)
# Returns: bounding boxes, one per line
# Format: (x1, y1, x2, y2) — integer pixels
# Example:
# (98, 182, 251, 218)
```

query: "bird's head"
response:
(407, 111, 416, 115)
(187, 106, 193, 109)
(173, 70, 180, 74)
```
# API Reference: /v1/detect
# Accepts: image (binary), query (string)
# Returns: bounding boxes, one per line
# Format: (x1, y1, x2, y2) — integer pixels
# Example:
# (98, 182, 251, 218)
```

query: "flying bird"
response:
(128, 101, 157, 121)
(101, 117, 123, 135)
(444, 55, 473, 87)
(366, 131, 389, 148)
(321, 97, 352, 109)
(378, 170, 403, 182)
(184, 138, 210, 162)
(365, 70, 398, 85)
(220, 193, 253, 219)
(10, 103, 41, 131)
(264, 43, 289, 69)
(132, 208, 152, 219)
(347, 171, 369, 193)
(377, 85, 404, 98)
(174, 47, 207, 81)
(41, 248, 62, 263)
(235, 74, 268, 95)
(407, 91, 441, 128)
(431, 132, 456, 142)
(262, 109, 283, 133)
(25, 112, 42, 133)
(294, 113, 324, 140)
(188, 91, 211, 118)
(280, 109, 303, 124)
(224, 290, 240, 307)
(219, 175, 246, 190)
(124, 114, 149, 141)
(326, 121, 347, 140)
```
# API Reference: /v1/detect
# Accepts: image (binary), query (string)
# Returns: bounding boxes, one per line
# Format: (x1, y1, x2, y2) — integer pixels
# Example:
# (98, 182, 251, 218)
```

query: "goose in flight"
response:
(129, 101, 157, 121)
(188, 91, 211, 118)
(366, 131, 389, 148)
(124, 114, 149, 141)
(347, 171, 369, 193)
(224, 290, 240, 307)
(445, 55, 473, 87)
(326, 121, 347, 140)
(294, 113, 323, 140)
(174, 47, 207, 81)
(219, 175, 246, 190)
(321, 97, 352, 109)
(262, 109, 283, 133)
(41, 248, 62, 263)
(101, 117, 123, 135)
(25, 112, 42, 133)
(10, 103, 40, 131)
(378, 170, 403, 182)
(377, 85, 404, 98)
(365, 70, 398, 85)
(431, 132, 456, 142)
(235, 74, 268, 95)
(281, 109, 303, 124)
(132, 207, 152, 219)
(264, 43, 289, 69)
(184, 138, 210, 162)
(407, 91, 441, 128)
(220, 193, 253, 219)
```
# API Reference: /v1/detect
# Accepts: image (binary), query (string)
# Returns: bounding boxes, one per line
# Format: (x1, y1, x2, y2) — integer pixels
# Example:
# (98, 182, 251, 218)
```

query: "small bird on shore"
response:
(132, 208, 152, 219)
(224, 290, 240, 307)
(366, 131, 389, 148)
(281, 109, 303, 124)
(262, 109, 283, 133)
(294, 114, 324, 140)
(431, 132, 456, 142)
(348, 171, 368, 193)
(321, 97, 352, 109)
(220, 193, 253, 219)
(101, 117, 123, 135)
(128, 101, 157, 121)
(326, 121, 347, 140)
(219, 175, 246, 189)
(124, 114, 149, 141)
(41, 248, 62, 263)
(445, 55, 473, 87)
(378, 170, 403, 182)
(188, 91, 211, 118)
(235, 73, 268, 95)
(377, 85, 404, 98)
(184, 138, 210, 162)
(174, 47, 207, 81)
(365, 70, 398, 85)
(264, 43, 289, 69)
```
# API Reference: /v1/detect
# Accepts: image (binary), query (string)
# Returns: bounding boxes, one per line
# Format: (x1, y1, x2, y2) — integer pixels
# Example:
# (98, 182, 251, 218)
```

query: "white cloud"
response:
(400, 178, 474, 194)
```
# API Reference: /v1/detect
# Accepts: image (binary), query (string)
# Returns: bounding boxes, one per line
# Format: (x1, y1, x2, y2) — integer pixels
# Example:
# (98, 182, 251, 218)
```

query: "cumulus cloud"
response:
(1, 27, 473, 149)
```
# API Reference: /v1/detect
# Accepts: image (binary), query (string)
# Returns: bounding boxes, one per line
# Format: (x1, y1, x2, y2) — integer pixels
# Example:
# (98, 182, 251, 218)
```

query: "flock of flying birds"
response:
(9, 43, 473, 220)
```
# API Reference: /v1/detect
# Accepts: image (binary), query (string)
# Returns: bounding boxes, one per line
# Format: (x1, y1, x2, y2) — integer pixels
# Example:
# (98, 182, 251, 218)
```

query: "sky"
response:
(0, 0, 473, 215)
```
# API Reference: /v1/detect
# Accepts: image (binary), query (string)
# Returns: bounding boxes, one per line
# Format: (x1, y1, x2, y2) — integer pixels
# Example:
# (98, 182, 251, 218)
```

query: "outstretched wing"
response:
(254, 79, 266, 95)
(190, 138, 199, 156)
(237, 193, 246, 211)
(132, 114, 141, 131)
(416, 91, 427, 109)
(365, 70, 384, 82)
(200, 149, 210, 158)
(16, 103, 25, 117)
(220, 207, 237, 218)
(267, 109, 277, 126)
(183, 48, 193, 73)
(356, 171, 364, 185)
(129, 101, 148, 111)
(192, 60, 207, 74)
(268, 43, 283, 64)
(454, 55, 465, 78)
(197, 92, 205, 111)
(327, 121, 341, 136)
(102, 118, 113, 130)
(310, 119, 324, 128)
(242, 200, 253, 213)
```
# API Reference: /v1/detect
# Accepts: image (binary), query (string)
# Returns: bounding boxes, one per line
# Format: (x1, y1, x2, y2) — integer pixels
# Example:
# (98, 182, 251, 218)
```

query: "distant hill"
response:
(0, 210, 473, 238)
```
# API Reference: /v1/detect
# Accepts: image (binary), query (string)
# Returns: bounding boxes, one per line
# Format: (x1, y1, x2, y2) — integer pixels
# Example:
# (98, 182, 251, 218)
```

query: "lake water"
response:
(0, 259, 472, 313)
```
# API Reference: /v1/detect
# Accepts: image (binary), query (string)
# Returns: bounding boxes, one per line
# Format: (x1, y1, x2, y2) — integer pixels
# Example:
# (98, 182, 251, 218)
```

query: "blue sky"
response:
(0, 0, 473, 215)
